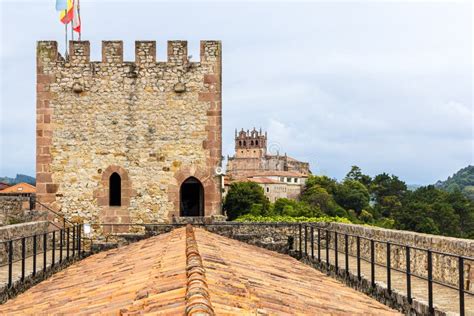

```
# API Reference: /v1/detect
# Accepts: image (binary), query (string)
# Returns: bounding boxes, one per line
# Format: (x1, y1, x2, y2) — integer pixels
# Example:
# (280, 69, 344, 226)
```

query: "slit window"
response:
(109, 172, 121, 206)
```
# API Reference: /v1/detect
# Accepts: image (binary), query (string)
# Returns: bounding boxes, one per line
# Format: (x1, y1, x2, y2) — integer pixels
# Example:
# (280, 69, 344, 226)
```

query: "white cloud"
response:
(1, 1, 473, 183)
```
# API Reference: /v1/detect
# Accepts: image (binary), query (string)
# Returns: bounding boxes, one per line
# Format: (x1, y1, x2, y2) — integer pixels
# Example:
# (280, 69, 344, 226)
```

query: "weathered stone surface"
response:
(0, 196, 35, 225)
(317, 222, 474, 290)
(0, 221, 49, 264)
(36, 40, 223, 226)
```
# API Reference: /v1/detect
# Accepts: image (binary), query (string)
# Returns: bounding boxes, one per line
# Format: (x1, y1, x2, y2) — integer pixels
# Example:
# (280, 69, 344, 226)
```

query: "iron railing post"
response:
(59, 229, 63, 263)
(78, 224, 82, 256)
(43, 233, 47, 272)
(427, 250, 433, 314)
(406, 246, 411, 303)
(52, 231, 56, 268)
(66, 227, 70, 259)
(310, 226, 314, 259)
(386, 242, 391, 294)
(370, 239, 375, 288)
(21, 237, 26, 281)
(298, 224, 302, 256)
(33, 235, 37, 276)
(72, 226, 76, 257)
(326, 230, 330, 270)
(345, 234, 349, 276)
(357, 236, 361, 281)
(459, 256, 465, 316)
(334, 232, 338, 273)
(8, 240, 13, 288)
(317, 228, 321, 262)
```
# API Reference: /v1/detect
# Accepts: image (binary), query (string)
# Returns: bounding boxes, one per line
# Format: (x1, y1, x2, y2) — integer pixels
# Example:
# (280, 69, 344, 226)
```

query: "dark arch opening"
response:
(109, 172, 121, 206)
(180, 177, 204, 217)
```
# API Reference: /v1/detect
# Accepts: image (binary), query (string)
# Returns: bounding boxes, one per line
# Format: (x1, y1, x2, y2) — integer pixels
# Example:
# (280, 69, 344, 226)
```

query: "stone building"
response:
(225, 129, 310, 201)
(36, 40, 223, 226)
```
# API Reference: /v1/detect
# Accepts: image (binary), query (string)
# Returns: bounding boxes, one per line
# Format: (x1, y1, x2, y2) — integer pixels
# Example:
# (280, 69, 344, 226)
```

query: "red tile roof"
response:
(246, 177, 281, 184)
(0, 182, 35, 194)
(250, 171, 308, 178)
(0, 227, 400, 315)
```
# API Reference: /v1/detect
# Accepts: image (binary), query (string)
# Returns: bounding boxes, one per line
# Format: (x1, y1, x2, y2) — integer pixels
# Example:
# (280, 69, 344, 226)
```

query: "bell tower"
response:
(234, 128, 267, 158)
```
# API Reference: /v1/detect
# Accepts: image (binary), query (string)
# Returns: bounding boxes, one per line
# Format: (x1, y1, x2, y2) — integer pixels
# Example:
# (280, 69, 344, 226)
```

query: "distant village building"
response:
(0, 182, 36, 196)
(0, 182, 10, 191)
(225, 129, 311, 202)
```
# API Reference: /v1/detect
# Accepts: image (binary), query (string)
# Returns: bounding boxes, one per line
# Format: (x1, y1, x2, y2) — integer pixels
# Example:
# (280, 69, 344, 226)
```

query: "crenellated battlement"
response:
(37, 40, 221, 65)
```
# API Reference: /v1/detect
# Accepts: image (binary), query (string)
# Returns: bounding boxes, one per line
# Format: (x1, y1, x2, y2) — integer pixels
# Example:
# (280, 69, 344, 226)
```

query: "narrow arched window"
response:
(251, 140, 254, 146)
(243, 141, 246, 146)
(109, 172, 121, 206)
(256, 140, 259, 146)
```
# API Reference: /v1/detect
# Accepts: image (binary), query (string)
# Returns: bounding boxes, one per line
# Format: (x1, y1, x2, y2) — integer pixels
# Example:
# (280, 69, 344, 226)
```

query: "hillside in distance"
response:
(0, 174, 36, 186)
(435, 165, 474, 201)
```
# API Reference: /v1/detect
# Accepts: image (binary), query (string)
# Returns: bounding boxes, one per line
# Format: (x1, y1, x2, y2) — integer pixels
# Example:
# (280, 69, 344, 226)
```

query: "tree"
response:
(370, 173, 407, 217)
(445, 190, 474, 238)
(224, 182, 270, 220)
(345, 165, 372, 187)
(304, 175, 338, 195)
(274, 198, 323, 218)
(394, 202, 440, 235)
(334, 180, 370, 215)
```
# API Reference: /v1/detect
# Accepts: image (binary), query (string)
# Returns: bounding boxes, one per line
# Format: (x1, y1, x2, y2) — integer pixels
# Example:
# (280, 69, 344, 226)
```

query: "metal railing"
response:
(35, 200, 74, 229)
(0, 224, 89, 289)
(295, 224, 473, 316)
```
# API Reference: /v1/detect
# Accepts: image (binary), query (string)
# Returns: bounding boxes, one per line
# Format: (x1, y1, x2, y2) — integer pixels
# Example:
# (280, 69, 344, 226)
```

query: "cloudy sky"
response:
(0, 0, 472, 184)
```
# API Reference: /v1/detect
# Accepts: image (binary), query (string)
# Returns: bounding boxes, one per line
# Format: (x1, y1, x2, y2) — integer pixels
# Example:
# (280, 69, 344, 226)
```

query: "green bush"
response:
(224, 182, 270, 220)
(234, 214, 352, 224)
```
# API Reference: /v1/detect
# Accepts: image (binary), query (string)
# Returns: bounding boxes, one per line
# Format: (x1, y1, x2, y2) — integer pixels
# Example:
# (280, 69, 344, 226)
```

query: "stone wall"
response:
(311, 222, 474, 290)
(201, 223, 299, 253)
(185, 222, 473, 291)
(36, 40, 222, 226)
(0, 221, 50, 264)
(0, 196, 35, 225)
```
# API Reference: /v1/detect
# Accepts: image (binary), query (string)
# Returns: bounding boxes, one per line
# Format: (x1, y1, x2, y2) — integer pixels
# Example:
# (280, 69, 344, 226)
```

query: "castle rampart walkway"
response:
(0, 227, 398, 315)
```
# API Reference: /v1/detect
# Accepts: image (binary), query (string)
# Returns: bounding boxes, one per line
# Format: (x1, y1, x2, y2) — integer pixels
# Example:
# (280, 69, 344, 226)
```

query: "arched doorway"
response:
(180, 177, 204, 216)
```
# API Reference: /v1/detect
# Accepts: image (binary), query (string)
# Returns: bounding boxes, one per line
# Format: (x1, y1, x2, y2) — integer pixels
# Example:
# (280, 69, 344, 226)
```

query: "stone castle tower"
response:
(36, 40, 222, 226)
(234, 128, 267, 158)
(226, 128, 310, 179)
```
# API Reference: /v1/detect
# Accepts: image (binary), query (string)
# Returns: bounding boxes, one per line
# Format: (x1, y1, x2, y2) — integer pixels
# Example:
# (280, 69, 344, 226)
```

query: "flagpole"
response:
(64, 10, 68, 57)
(78, 0, 81, 41)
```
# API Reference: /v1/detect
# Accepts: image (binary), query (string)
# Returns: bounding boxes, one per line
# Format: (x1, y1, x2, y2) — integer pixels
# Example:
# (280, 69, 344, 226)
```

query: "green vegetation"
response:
(225, 165, 474, 239)
(435, 165, 474, 201)
(235, 214, 352, 224)
(223, 182, 270, 220)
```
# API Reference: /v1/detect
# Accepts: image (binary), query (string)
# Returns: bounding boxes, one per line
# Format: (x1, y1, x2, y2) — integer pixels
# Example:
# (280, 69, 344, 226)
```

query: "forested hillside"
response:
(435, 165, 474, 201)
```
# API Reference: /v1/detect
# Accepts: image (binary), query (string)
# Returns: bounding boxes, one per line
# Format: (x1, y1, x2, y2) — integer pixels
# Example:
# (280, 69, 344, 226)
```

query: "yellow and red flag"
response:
(60, 0, 73, 24)
(72, 0, 81, 33)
